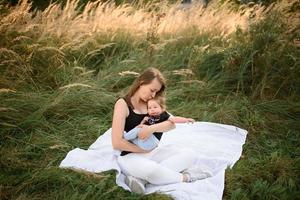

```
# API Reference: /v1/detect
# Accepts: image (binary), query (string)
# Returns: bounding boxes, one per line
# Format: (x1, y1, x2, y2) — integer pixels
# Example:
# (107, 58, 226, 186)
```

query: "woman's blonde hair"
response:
(125, 67, 166, 107)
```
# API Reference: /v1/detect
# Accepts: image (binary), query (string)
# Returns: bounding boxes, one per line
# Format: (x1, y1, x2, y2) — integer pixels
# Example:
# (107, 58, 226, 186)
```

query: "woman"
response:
(111, 67, 211, 194)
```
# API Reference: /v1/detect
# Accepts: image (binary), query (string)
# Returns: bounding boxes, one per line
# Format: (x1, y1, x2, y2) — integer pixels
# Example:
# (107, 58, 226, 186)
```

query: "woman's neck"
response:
(131, 94, 147, 114)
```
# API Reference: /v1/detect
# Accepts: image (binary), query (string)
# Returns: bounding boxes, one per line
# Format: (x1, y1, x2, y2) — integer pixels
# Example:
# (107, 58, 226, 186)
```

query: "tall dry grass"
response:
(0, 0, 270, 91)
(1, 0, 267, 40)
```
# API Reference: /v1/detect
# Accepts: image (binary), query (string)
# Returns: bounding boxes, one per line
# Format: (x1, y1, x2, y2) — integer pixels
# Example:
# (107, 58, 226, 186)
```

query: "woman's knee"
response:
(118, 155, 159, 180)
(117, 156, 130, 175)
(142, 164, 160, 181)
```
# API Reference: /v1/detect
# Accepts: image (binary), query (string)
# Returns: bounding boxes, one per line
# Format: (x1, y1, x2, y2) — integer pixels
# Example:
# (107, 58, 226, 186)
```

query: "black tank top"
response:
(121, 98, 147, 156)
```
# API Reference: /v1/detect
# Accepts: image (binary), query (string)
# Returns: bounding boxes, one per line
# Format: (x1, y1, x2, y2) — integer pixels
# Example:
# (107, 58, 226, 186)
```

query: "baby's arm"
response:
(168, 116, 195, 123)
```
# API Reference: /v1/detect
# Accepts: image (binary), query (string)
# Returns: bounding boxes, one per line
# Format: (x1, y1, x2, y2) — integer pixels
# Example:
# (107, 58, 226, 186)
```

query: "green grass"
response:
(0, 0, 299, 199)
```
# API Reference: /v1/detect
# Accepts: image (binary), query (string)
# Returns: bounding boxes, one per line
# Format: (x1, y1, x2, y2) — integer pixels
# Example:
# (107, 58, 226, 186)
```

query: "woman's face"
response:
(138, 78, 162, 102)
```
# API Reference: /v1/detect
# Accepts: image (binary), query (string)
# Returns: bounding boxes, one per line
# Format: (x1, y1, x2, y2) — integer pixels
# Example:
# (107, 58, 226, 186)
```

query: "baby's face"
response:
(147, 99, 163, 116)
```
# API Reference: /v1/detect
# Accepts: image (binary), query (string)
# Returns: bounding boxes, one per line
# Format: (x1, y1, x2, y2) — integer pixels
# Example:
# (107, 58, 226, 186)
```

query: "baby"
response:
(124, 96, 195, 151)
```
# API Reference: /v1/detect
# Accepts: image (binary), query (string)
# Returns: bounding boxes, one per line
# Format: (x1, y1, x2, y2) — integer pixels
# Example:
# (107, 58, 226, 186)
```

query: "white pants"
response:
(117, 145, 196, 185)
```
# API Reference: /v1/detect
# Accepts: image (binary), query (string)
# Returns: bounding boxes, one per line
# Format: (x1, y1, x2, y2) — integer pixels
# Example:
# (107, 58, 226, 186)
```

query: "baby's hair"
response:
(149, 96, 167, 111)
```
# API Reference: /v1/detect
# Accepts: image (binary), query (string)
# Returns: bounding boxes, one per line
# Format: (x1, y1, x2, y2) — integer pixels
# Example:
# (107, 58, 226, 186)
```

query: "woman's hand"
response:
(139, 148, 152, 153)
(169, 116, 195, 124)
(186, 118, 195, 123)
(138, 124, 153, 140)
(138, 120, 175, 140)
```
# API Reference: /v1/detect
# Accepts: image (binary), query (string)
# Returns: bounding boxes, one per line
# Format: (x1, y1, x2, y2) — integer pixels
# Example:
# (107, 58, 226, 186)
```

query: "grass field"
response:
(0, 0, 299, 199)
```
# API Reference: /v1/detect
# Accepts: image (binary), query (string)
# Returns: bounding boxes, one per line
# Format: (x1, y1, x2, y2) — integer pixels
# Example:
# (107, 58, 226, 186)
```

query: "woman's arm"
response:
(168, 116, 195, 123)
(111, 99, 148, 153)
(138, 120, 175, 140)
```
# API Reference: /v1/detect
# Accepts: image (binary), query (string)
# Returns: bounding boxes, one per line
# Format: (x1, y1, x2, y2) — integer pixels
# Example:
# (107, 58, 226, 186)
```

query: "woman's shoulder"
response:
(114, 98, 129, 110)
(115, 97, 126, 104)
(114, 98, 130, 118)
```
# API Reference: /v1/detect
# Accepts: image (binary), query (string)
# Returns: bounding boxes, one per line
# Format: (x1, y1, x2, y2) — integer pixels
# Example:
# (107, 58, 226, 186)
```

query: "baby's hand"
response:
(141, 116, 149, 124)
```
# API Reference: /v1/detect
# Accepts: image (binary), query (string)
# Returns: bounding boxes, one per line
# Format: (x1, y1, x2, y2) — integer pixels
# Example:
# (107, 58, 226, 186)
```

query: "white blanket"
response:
(60, 122, 247, 200)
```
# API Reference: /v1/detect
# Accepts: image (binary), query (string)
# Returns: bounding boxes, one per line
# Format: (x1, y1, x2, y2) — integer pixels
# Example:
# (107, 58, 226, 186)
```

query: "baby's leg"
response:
(137, 135, 159, 151)
(123, 127, 141, 140)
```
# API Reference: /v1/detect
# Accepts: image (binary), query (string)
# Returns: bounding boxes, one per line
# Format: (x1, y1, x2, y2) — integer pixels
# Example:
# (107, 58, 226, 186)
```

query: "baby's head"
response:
(147, 96, 166, 116)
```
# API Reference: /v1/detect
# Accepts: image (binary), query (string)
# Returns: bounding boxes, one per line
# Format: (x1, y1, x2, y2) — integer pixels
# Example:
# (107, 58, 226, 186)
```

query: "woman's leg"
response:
(150, 145, 197, 172)
(118, 153, 182, 185)
(148, 146, 212, 182)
